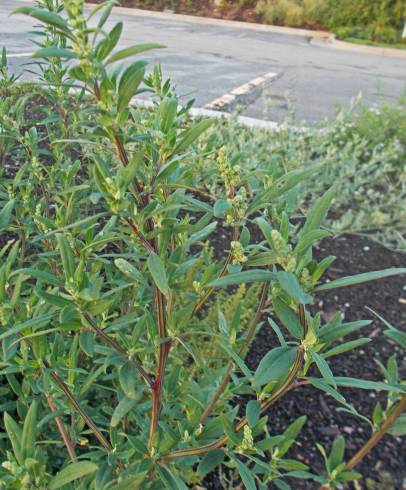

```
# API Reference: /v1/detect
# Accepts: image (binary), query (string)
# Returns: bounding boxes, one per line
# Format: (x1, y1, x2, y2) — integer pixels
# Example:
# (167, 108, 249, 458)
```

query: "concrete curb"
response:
(326, 34, 406, 59)
(134, 98, 280, 130)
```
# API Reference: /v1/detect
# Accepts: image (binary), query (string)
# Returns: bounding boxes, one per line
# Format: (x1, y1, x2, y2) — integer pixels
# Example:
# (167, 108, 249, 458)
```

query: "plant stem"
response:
(46, 396, 77, 463)
(345, 393, 406, 470)
(161, 347, 304, 461)
(81, 311, 153, 387)
(48, 368, 113, 452)
(160, 304, 307, 461)
(148, 288, 170, 448)
(123, 216, 154, 253)
(199, 282, 269, 424)
(18, 332, 112, 453)
(192, 253, 232, 316)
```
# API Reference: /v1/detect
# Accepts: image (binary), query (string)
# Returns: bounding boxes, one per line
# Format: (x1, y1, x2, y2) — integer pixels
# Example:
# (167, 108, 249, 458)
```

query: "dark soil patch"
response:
(204, 234, 406, 489)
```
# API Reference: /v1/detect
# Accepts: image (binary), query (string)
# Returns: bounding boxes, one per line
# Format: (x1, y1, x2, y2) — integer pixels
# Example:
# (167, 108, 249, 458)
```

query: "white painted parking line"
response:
(205, 71, 278, 110)
(6, 52, 33, 58)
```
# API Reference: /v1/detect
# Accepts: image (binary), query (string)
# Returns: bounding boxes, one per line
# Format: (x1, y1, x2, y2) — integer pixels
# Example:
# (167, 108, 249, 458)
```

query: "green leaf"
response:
(96, 21, 123, 60)
(109, 474, 148, 490)
(384, 329, 406, 349)
(12, 267, 63, 287)
(323, 338, 371, 358)
(283, 415, 307, 441)
(388, 414, 406, 436)
(273, 298, 303, 339)
(12, 7, 70, 34)
(197, 449, 225, 475)
(255, 217, 273, 244)
(0, 312, 55, 341)
(33, 47, 78, 59)
(328, 436, 345, 472)
(187, 222, 217, 246)
(4, 413, 22, 465)
(309, 350, 336, 387)
(308, 378, 348, 407)
(173, 119, 213, 154)
(333, 377, 405, 393)
(119, 362, 137, 399)
(301, 186, 336, 236)
(159, 97, 178, 133)
(156, 466, 188, 490)
(318, 320, 371, 343)
(246, 400, 261, 427)
(106, 43, 165, 64)
(234, 457, 257, 490)
(111, 396, 138, 428)
(315, 268, 406, 292)
(213, 199, 232, 218)
(49, 462, 98, 489)
(249, 167, 320, 214)
(21, 401, 38, 460)
(0, 199, 15, 229)
(118, 60, 147, 111)
(295, 229, 330, 256)
(254, 346, 297, 386)
(277, 271, 312, 304)
(115, 258, 145, 284)
(147, 253, 169, 296)
(56, 234, 75, 282)
(207, 270, 276, 288)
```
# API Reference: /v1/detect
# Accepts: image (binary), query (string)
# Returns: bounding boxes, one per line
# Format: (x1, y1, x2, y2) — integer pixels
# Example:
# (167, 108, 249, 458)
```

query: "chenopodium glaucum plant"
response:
(0, 1, 405, 488)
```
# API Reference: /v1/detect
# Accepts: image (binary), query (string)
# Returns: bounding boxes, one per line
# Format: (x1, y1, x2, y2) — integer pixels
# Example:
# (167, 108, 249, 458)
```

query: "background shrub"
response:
(114, 0, 406, 44)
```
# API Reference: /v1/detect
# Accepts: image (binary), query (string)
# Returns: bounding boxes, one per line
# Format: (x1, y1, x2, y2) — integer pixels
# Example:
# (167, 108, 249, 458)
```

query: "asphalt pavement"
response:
(2, 0, 405, 124)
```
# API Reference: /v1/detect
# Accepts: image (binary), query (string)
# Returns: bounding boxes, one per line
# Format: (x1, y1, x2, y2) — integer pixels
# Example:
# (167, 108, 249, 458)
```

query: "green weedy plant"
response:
(0, 1, 405, 488)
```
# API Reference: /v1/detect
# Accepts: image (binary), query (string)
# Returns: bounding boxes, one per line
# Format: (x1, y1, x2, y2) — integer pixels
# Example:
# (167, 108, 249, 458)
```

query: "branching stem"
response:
(199, 282, 269, 424)
(345, 393, 406, 470)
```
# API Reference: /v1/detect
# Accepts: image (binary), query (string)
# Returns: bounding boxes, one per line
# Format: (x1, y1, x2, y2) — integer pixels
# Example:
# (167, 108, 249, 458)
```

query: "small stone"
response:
(363, 246, 370, 251)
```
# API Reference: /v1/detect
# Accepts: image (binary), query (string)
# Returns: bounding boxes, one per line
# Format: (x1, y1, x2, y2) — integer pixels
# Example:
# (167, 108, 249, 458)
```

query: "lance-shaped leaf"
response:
(315, 268, 406, 292)
(254, 346, 298, 386)
(277, 271, 312, 304)
(4, 413, 23, 464)
(301, 185, 336, 236)
(21, 400, 38, 460)
(33, 47, 78, 59)
(117, 60, 147, 111)
(119, 362, 138, 399)
(0, 199, 15, 229)
(12, 7, 71, 34)
(309, 349, 336, 387)
(56, 234, 75, 282)
(249, 166, 320, 214)
(273, 298, 303, 339)
(233, 457, 257, 490)
(197, 449, 225, 476)
(208, 270, 276, 288)
(49, 461, 98, 489)
(159, 97, 178, 133)
(147, 253, 169, 296)
(106, 43, 165, 64)
(173, 119, 213, 154)
(96, 21, 123, 60)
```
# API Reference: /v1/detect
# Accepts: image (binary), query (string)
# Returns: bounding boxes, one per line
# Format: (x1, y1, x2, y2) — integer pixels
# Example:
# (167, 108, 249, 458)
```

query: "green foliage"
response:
(0, 1, 405, 489)
(197, 96, 406, 249)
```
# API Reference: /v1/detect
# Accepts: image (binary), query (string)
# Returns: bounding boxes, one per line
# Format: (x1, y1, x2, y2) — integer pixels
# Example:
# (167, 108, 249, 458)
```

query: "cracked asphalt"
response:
(2, 0, 406, 123)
